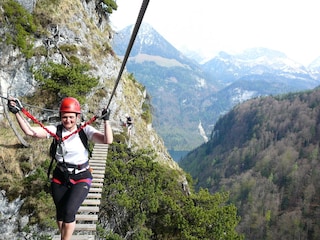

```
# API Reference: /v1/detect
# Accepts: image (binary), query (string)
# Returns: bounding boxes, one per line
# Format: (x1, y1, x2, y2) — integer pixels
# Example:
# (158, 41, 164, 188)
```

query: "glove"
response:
(101, 108, 111, 120)
(7, 98, 23, 114)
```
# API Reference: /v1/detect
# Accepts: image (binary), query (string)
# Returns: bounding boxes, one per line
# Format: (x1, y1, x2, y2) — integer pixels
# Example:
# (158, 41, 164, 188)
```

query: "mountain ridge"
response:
(112, 23, 320, 155)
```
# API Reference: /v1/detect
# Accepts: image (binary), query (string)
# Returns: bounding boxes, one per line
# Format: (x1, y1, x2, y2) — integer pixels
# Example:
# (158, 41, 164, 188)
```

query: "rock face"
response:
(0, 0, 180, 169)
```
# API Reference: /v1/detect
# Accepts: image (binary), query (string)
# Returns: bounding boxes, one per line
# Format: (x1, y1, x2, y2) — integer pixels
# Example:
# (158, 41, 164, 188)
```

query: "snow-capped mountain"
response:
(202, 48, 317, 87)
(308, 56, 320, 80)
(112, 23, 320, 156)
(113, 23, 199, 67)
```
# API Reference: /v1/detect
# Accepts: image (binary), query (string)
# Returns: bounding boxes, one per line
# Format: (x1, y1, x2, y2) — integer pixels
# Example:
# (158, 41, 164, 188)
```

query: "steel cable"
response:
(101, 0, 150, 118)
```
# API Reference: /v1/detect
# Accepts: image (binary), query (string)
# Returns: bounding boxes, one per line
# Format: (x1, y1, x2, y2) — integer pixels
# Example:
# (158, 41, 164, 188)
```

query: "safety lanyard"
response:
(21, 108, 97, 142)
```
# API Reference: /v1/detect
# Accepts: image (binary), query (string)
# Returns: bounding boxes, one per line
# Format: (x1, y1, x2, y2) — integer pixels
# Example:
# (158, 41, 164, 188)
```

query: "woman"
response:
(8, 97, 113, 240)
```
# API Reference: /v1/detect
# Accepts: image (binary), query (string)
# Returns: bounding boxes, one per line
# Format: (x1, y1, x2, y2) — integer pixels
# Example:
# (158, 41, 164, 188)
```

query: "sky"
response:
(110, 0, 320, 66)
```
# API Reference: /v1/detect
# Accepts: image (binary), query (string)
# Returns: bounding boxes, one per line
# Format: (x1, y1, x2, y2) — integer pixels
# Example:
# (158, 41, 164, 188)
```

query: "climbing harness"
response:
(47, 124, 90, 179)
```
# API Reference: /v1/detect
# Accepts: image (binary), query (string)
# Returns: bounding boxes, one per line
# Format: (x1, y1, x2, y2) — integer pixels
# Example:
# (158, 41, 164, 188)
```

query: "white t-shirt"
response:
(47, 124, 99, 165)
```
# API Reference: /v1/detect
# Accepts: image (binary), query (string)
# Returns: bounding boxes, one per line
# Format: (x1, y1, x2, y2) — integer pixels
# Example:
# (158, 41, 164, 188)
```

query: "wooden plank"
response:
(90, 163, 105, 166)
(92, 147, 108, 151)
(90, 157, 107, 160)
(91, 154, 107, 157)
(90, 163, 106, 166)
(91, 178, 104, 182)
(76, 214, 98, 221)
(91, 170, 105, 173)
(83, 199, 100, 205)
(89, 187, 103, 193)
(90, 155, 107, 158)
(52, 235, 95, 240)
(91, 178, 104, 183)
(91, 167, 105, 170)
(91, 167, 105, 171)
(90, 159, 106, 162)
(75, 224, 96, 231)
(92, 146, 108, 149)
(91, 153, 107, 156)
(78, 206, 99, 213)
(91, 182, 103, 188)
(91, 168, 105, 171)
(90, 163, 106, 167)
(91, 170, 105, 175)
(91, 152, 108, 155)
(90, 169, 105, 173)
(93, 146, 108, 149)
(92, 152, 108, 154)
(92, 149, 108, 152)
(90, 166, 105, 169)
(92, 174, 104, 179)
(87, 193, 102, 199)
(90, 160, 107, 164)
(91, 175, 104, 179)
(91, 181, 103, 185)
(93, 144, 109, 148)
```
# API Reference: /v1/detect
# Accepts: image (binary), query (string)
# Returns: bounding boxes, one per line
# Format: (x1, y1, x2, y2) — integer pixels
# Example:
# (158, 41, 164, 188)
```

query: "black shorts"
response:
(51, 167, 92, 223)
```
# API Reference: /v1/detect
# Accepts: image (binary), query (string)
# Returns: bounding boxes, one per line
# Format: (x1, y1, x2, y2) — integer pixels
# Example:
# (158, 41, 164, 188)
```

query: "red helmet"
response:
(59, 97, 81, 114)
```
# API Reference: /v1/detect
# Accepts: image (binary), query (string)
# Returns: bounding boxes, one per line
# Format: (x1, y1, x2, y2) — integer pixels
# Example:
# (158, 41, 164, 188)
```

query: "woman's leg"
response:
(51, 181, 69, 233)
(61, 182, 90, 239)
(61, 221, 76, 240)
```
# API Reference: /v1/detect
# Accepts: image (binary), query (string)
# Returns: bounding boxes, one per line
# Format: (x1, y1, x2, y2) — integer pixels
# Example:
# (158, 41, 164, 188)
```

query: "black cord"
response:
(1, 95, 58, 113)
(102, 0, 150, 117)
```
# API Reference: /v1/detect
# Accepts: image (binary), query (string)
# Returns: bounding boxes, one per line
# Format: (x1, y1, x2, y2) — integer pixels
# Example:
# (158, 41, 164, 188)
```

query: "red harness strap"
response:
(62, 115, 97, 142)
(52, 177, 92, 185)
(21, 108, 59, 140)
(21, 108, 98, 141)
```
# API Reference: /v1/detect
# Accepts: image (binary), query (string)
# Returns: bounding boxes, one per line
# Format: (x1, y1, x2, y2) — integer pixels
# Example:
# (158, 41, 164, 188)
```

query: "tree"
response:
(33, 61, 99, 105)
(98, 142, 243, 239)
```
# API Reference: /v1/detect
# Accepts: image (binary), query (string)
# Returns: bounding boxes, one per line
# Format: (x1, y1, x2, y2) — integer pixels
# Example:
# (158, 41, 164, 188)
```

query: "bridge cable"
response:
(101, 0, 150, 118)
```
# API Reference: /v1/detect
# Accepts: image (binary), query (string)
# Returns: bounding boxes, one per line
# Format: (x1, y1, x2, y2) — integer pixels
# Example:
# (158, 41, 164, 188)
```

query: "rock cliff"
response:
(0, 0, 181, 170)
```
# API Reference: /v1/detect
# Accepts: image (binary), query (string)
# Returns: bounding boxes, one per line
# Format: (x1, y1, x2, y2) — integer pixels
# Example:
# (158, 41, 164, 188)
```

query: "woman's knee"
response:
(64, 210, 77, 223)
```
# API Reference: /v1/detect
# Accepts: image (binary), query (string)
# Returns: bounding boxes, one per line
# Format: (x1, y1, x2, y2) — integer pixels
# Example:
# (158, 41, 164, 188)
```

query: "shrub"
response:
(2, 0, 36, 58)
(33, 61, 99, 104)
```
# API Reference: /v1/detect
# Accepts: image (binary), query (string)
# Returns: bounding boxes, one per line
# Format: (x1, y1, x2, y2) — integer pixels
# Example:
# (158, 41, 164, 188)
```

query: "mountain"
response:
(199, 49, 320, 133)
(112, 24, 320, 157)
(202, 48, 315, 86)
(180, 88, 320, 239)
(112, 23, 219, 153)
(308, 56, 320, 80)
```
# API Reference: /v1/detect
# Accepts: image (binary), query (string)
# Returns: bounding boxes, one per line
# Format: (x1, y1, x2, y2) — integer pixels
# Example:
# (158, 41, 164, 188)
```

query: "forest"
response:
(180, 88, 320, 239)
